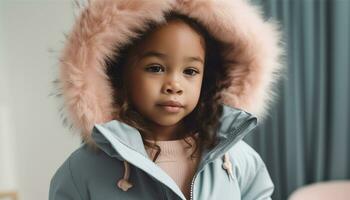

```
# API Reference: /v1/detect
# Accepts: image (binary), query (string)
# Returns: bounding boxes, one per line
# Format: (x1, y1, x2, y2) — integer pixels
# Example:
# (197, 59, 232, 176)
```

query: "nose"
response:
(162, 80, 183, 95)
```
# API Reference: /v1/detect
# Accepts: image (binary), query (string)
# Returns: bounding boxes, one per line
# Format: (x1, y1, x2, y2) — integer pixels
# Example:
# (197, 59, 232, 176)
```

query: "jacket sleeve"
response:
(49, 158, 83, 200)
(234, 141, 274, 200)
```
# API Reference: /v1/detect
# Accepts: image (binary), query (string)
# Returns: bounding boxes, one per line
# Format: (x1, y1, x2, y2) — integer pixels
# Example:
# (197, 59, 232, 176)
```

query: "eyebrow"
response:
(138, 50, 204, 64)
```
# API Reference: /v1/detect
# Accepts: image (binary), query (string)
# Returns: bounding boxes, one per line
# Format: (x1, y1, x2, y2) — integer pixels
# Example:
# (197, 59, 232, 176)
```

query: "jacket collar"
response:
(91, 104, 257, 161)
(91, 104, 257, 199)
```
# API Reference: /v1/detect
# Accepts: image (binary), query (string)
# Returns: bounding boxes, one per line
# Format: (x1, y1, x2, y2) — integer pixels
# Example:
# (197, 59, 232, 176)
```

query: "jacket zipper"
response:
(189, 119, 254, 200)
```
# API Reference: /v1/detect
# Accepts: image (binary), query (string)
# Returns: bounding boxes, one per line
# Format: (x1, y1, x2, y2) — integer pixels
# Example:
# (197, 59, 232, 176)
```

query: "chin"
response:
(152, 117, 184, 127)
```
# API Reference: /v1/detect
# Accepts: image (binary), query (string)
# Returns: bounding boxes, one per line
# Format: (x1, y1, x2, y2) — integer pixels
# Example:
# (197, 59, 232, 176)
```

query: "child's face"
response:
(123, 20, 205, 129)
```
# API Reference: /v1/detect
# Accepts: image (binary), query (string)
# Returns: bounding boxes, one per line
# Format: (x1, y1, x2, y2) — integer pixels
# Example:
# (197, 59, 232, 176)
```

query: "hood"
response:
(54, 0, 284, 141)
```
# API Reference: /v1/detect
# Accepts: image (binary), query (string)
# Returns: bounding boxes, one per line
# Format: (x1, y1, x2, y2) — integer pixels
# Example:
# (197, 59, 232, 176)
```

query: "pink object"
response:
(288, 181, 350, 200)
(55, 0, 285, 142)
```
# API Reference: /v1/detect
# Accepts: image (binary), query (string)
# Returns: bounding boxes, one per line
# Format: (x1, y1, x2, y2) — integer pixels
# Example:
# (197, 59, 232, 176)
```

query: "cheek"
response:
(127, 73, 160, 103)
(186, 77, 203, 104)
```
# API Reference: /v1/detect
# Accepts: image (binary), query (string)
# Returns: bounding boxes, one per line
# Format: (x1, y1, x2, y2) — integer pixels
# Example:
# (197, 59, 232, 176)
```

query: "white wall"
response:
(0, 8, 17, 192)
(0, 1, 81, 199)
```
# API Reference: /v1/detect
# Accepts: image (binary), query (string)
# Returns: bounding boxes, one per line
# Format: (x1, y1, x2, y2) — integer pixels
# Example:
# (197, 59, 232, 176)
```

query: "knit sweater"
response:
(144, 133, 201, 199)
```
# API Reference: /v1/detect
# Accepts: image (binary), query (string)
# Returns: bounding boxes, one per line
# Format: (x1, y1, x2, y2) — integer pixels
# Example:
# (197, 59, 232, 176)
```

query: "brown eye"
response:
(145, 64, 165, 73)
(184, 68, 199, 76)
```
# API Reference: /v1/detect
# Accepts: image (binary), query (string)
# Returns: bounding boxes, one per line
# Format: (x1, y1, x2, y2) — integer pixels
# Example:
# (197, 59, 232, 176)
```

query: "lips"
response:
(157, 100, 184, 107)
(157, 100, 184, 113)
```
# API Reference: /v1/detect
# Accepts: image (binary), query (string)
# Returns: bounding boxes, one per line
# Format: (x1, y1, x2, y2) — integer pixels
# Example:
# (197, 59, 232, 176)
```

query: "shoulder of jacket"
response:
(226, 140, 266, 180)
(226, 141, 275, 198)
(65, 143, 123, 172)
(50, 144, 93, 183)
(60, 144, 127, 179)
(50, 144, 124, 199)
(51, 144, 118, 184)
(49, 146, 88, 200)
(68, 143, 98, 165)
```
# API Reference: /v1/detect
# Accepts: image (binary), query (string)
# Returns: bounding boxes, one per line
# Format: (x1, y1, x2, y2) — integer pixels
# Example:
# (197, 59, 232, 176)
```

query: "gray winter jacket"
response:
(49, 105, 274, 200)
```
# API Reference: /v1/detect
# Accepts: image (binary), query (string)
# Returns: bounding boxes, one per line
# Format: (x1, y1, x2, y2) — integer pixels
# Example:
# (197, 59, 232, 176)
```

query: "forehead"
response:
(131, 20, 206, 58)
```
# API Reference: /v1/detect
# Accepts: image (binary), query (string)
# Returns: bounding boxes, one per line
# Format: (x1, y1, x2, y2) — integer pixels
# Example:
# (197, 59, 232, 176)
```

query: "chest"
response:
(86, 158, 241, 200)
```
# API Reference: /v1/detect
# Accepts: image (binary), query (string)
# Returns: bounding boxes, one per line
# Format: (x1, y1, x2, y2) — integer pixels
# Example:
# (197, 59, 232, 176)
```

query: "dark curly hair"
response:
(106, 12, 232, 162)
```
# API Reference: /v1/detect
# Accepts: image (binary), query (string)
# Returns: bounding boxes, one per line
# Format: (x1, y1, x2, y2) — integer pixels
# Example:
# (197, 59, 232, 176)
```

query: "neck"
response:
(143, 120, 187, 141)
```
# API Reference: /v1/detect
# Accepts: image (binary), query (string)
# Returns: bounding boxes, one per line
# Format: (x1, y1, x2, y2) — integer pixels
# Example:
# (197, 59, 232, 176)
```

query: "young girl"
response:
(50, 0, 283, 199)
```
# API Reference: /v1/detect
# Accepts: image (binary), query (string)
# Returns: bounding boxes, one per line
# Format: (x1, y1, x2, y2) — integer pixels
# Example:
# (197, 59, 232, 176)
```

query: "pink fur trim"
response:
(56, 0, 285, 140)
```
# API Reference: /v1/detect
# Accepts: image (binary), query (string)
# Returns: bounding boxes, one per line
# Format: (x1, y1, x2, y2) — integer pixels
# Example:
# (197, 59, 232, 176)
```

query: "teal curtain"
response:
(245, 0, 350, 199)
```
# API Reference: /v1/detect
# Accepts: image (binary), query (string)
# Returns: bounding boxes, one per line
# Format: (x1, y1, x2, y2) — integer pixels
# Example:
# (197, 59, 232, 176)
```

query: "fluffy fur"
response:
(54, 0, 285, 142)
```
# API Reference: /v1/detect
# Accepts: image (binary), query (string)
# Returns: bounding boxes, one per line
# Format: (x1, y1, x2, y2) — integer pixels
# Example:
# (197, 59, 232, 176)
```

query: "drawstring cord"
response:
(117, 161, 133, 191)
(117, 152, 233, 192)
(222, 152, 233, 180)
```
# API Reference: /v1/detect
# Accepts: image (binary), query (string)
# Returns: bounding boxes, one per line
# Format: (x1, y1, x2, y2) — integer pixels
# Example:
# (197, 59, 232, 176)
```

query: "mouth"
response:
(157, 100, 184, 113)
